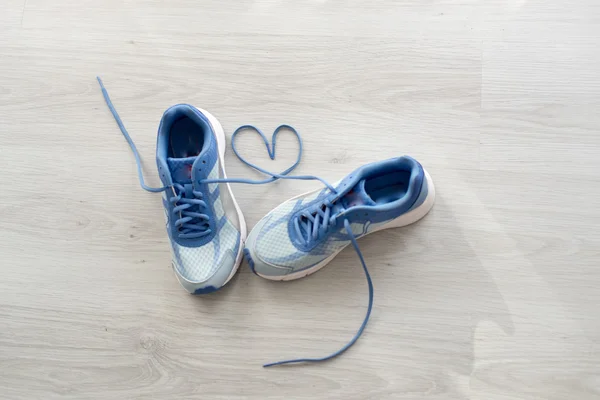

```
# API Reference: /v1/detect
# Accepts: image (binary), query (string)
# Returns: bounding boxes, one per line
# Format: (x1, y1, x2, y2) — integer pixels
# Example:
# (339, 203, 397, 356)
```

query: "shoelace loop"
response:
(294, 197, 344, 246)
(98, 76, 374, 368)
(170, 183, 211, 239)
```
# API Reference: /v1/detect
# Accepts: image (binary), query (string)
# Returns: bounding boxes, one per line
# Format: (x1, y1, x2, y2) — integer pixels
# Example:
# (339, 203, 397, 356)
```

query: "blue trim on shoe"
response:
(193, 286, 220, 295)
(244, 248, 257, 275)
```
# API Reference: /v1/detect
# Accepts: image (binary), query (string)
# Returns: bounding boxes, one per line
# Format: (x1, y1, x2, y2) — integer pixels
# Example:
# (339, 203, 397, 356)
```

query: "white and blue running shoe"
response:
(244, 156, 435, 366)
(98, 78, 246, 294)
(245, 156, 434, 281)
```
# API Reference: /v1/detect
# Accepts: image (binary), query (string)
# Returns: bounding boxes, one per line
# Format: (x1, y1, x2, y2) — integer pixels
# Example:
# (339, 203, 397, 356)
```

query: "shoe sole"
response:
(248, 170, 435, 281)
(171, 108, 248, 293)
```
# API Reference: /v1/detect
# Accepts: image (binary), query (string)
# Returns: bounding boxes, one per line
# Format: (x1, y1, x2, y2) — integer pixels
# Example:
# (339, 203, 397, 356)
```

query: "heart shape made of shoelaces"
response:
(209, 124, 335, 191)
(230, 124, 302, 180)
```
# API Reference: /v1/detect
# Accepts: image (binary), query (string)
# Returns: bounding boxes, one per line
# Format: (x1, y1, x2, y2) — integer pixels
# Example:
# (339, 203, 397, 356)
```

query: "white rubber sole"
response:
(196, 107, 247, 286)
(256, 170, 435, 281)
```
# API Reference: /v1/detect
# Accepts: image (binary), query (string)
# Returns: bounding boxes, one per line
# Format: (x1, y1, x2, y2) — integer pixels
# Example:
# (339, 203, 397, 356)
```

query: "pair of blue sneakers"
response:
(98, 78, 435, 367)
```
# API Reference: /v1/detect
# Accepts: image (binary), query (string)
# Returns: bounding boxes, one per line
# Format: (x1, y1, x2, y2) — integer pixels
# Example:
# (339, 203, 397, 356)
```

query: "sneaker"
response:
(98, 78, 246, 294)
(244, 156, 434, 281)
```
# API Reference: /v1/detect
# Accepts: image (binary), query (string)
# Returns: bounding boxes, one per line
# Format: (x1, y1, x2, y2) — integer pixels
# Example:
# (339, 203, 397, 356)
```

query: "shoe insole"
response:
(364, 170, 411, 205)
(168, 117, 205, 158)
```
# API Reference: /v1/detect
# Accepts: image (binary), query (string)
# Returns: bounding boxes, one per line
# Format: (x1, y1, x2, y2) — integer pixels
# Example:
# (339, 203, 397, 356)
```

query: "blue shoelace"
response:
(97, 77, 373, 368)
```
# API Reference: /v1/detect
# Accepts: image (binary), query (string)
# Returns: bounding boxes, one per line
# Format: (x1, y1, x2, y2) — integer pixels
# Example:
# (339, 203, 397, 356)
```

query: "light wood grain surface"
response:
(1, 1, 599, 399)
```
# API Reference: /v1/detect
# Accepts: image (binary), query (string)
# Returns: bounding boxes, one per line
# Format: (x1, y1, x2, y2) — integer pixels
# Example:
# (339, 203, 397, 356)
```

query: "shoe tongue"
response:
(166, 127, 214, 185)
(340, 179, 376, 208)
(167, 156, 195, 184)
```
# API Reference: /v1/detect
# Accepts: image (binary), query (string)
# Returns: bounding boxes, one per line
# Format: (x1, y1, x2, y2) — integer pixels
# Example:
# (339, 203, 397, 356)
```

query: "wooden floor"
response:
(1, 1, 600, 399)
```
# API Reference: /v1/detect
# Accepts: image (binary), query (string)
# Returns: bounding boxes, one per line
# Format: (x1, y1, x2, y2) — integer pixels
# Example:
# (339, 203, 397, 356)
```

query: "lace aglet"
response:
(263, 358, 307, 368)
(96, 76, 107, 92)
